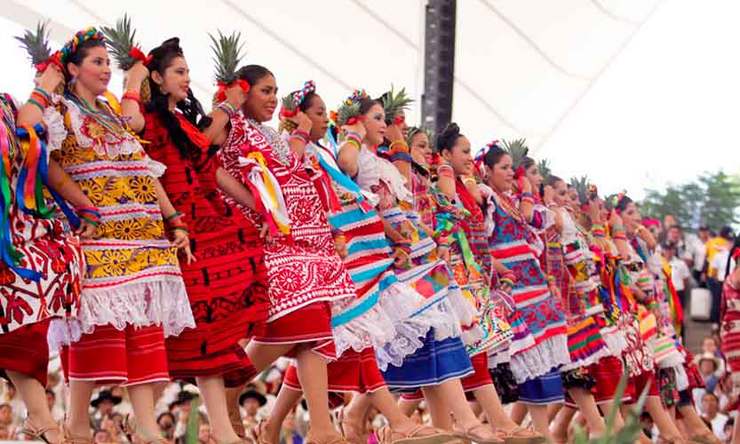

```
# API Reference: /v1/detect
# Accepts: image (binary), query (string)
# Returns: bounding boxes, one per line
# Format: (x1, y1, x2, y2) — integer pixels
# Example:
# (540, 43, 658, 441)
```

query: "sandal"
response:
(337, 406, 368, 444)
(305, 431, 349, 444)
(62, 426, 93, 444)
(20, 420, 63, 444)
(452, 424, 504, 444)
(250, 420, 274, 444)
(497, 426, 546, 444)
(377, 425, 455, 444)
(118, 414, 168, 444)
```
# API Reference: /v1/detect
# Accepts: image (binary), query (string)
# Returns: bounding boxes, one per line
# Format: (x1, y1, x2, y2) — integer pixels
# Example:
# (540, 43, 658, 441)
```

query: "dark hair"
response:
(157, 412, 175, 425)
(546, 175, 563, 187)
(521, 156, 535, 171)
(616, 195, 633, 213)
(720, 226, 735, 240)
(482, 143, 509, 168)
(361, 97, 383, 115)
(64, 39, 106, 83)
(145, 38, 210, 162)
(436, 123, 464, 153)
(236, 64, 273, 87)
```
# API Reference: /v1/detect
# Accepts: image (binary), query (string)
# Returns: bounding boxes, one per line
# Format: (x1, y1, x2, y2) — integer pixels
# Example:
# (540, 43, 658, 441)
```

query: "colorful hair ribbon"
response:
(15, 124, 80, 229)
(237, 151, 290, 236)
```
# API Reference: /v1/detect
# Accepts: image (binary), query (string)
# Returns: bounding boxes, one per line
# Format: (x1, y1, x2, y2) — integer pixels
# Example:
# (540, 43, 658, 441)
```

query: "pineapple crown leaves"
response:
(334, 89, 369, 126)
(209, 31, 245, 85)
(569, 175, 591, 205)
(100, 14, 141, 70)
(15, 21, 53, 67)
(537, 158, 552, 182)
(381, 85, 413, 125)
(501, 138, 530, 171)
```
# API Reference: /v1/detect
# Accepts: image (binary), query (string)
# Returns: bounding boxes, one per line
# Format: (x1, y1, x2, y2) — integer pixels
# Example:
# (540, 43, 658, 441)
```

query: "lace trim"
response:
(42, 105, 67, 152)
(356, 147, 413, 204)
(601, 326, 628, 356)
(375, 296, 462, 371)
(145, 156, 167, 178)
(61, 97, 143, 159)
(510, 334, 570, 383)
(47, 276, 195, 350)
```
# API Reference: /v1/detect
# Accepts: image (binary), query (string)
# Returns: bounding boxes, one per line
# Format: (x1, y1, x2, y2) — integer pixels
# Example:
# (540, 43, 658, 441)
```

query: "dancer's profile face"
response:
(68, 45, 111, 97)
(244, 74, 278, 123)
(303, 94, 328, 143)
(409, 132, 432, 166)
(153, 55, 190, 103)
(363, 103, 387, 146)
(486, 153, 514, 192)
(526, 164, 543, 190)
(443, 135, 474, 176)
(551, 180, 569, 206)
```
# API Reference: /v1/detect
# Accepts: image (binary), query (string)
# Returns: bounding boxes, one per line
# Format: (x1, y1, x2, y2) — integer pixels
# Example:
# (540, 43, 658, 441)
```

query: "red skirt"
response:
(252, 302, 335, 360)
(624, 370, 660, 404)
(588, 356, 624, 404)
(62, 324, 169, 386)
(0, 318, 51, 386)
(283, 348, 386, 393)
(462, 353, 494, 392)
(166, 246, 267, 387)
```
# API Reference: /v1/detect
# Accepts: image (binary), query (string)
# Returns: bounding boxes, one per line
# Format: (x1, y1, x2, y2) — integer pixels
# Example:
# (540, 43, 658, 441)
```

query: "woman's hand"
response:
(385, 123, 403, 143)
(520, 176, 533, 194)
(543, 185, 555, 206)
(341, 121, 366, 141)
(76, 220, 97, 240)
(287, 111, 312, 133)
(125, 62, 149, 86)
(172, 231, 196, 265)
(225, 83, 247, 109)
(36, 65, 64, 94)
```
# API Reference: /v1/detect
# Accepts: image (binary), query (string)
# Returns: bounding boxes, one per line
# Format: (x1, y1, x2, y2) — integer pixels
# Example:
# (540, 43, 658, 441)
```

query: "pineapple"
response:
(279, 95, 298, 133)
(382, 85, 413, 125)
(14, 21, 52, 68)
(209, 31, 244, 86)
(502, 138, 529, 170)
(101, 15, 150, 102)
(537, 158, 552, 182)
(570, 175, 590, 205)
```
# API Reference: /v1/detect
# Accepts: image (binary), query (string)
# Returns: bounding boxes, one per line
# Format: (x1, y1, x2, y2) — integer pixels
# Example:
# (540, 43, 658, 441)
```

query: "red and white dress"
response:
(0, 94, 83, 386)
(219, 114, 355, 359)
(141, 110, 269, 387)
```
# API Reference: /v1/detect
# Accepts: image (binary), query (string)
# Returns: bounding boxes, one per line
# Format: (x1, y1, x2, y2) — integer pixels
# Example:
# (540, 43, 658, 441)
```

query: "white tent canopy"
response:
(1, 0, 737, 197)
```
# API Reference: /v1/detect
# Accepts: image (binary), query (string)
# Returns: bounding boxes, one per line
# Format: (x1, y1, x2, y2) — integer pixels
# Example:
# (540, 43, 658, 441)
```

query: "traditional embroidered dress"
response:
(484, 188, 569, 404)
(48, 94, 193, 385)
(721, 277, 740, 392)
(353, 146, 474, 390)
(0, 94, 83, 386)
(141, 110, 268, 387)
(219, 114, 355, 359)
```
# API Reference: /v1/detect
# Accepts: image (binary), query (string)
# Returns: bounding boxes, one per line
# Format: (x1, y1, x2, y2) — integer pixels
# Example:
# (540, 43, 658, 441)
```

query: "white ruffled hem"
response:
(561, 345, 612, 372)
(601, 326, 628, 357)
(510, 334, 571, 383)
(375, 295, 462, 372)
(674, 363, 690, 391)
(47, 276, 195, 351)
(447, 282, 483, 344)
(333, 279, 424, 358)
(42, 105, 67, 153)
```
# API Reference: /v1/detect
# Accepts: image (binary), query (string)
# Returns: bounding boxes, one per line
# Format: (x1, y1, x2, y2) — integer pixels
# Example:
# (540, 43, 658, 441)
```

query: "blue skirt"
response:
(381, 330, 473, 392)
(517, 369, 564, 404)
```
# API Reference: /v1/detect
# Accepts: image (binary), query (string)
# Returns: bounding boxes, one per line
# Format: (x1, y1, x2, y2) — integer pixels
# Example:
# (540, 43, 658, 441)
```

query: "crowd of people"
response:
(0, 21, 739, 444)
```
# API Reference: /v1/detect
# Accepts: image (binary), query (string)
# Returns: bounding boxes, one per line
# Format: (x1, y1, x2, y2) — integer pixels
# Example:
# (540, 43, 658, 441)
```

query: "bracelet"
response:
(437, 164, 454, 178)
(462, 176, 477, 186)
(216, 102, 238, 118)
(290, 129, 310, 144)
(390, 152, 413, 163)
(521, 196, 535, 205)
(165, 211, 184, 222)
(122, 90, 141, 105)
(343, 130, 362, 141)
(27, 97, 46, 112)
(33, 87, 51, 102)
(521, 192, 534, 199)
(388, 141, 410, 154)
(499, 277, 514, 288)
(76, 205, 101, 226)
(169, 226, 189, 234)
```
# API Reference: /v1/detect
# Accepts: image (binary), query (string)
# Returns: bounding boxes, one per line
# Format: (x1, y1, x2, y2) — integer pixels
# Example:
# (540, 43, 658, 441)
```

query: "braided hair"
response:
(146, 38, 211, 162)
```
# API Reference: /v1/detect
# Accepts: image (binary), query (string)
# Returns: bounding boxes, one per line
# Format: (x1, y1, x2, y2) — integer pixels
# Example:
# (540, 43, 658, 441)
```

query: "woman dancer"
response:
(119, 38, 270, 443)
(17, 28, 195, 442)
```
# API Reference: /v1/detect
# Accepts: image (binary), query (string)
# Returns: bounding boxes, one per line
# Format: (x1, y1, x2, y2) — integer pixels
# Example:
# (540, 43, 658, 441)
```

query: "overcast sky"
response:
(1, 0, 737, 200)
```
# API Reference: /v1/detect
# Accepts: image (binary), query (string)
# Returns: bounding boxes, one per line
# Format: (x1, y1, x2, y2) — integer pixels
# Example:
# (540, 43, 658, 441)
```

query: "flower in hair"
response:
(335, 89, 369, 126)
(280, 80, 316, 118)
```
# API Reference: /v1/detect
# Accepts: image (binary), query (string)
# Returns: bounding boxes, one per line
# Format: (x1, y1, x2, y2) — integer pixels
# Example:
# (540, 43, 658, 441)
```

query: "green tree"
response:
(640, 170, 740, 231)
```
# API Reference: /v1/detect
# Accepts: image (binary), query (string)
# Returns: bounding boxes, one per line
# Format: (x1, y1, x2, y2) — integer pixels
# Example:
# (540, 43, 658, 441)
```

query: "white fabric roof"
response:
(1, 0, 737, 197)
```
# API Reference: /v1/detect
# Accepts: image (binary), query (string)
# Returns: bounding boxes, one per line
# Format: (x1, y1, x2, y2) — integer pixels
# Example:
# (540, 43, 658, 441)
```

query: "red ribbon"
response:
(280, 107, 298, 119)
(215, 79, 250, 103)
(34, 51, 63, 74)
(393, 115, 405, 125)
(514, 165, 526, 179)
(345, 115, 364, 126)
(129, 46, 152, 67)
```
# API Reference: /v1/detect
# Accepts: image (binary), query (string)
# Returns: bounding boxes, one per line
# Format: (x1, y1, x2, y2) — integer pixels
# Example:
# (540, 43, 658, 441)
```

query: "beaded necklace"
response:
(65, 92, 131, 139)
